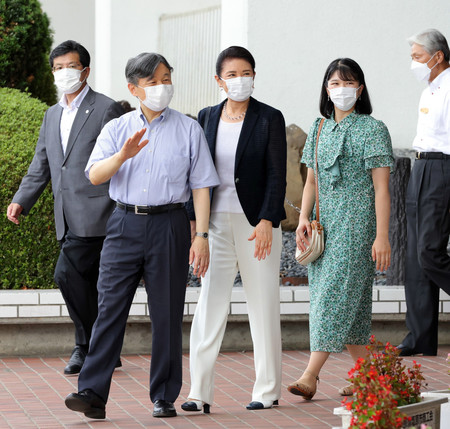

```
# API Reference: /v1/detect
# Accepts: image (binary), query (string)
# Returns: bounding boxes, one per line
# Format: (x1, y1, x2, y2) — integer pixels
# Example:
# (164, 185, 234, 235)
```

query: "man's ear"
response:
(83, 67, 91, 81)
(128, 83, 138, 97)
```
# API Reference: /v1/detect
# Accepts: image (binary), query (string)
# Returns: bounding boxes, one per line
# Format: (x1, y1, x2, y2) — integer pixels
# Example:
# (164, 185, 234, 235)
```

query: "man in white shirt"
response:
(398, 29, 450, 356)
(7, 40, 124, 373)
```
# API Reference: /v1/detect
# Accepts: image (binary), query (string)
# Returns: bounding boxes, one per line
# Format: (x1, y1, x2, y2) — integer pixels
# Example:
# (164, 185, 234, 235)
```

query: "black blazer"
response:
(190, 97, 286, 228)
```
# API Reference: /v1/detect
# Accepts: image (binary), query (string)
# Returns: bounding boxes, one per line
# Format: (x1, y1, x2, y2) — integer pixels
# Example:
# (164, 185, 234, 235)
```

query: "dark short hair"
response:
(125, 53, 173, 85)
(216, 46, 255, 77)
(49, 40, 90, 68)
(319, 58, 372, 118)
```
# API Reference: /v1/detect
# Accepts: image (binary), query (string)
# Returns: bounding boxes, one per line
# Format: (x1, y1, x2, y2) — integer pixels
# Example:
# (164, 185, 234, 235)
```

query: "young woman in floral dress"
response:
(287, 58, 394, 399)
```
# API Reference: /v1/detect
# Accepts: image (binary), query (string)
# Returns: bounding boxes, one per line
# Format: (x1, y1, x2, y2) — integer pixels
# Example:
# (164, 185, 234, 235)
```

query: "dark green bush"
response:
(0, 87, 59, 289)
(0, 0, 57, 106)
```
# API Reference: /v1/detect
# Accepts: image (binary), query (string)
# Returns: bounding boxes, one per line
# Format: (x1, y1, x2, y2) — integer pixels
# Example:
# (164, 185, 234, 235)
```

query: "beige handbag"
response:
(295, 118, 325, 266)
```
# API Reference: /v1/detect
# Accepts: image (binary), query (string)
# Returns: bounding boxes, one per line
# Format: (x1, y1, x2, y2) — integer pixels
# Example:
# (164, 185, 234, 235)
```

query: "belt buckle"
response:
(416, 152, 421, 160)
(134, 205, 148, 215)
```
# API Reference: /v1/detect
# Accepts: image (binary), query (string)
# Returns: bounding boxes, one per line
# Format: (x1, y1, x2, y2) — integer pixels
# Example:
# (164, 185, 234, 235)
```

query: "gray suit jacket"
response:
(13, 88, 124, 240)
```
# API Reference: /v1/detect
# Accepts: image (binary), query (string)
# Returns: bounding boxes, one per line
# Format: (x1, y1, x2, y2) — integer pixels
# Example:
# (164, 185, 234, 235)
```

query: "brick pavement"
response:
(0, 348, 449, 428)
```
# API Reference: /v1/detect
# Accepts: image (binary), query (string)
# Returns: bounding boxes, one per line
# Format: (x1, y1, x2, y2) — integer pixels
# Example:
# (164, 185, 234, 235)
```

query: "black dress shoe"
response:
(397, 344, 437, 357)
(153, 399, 177, 418)
(64, 346, 87, 375)
(397, 344, 416, 356)
(115, 359, 122, 368)
(65, 389, 106, 419)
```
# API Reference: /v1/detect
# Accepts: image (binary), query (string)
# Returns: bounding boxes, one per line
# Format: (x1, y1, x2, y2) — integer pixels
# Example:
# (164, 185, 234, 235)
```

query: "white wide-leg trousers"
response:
(188, 212, 282, 405)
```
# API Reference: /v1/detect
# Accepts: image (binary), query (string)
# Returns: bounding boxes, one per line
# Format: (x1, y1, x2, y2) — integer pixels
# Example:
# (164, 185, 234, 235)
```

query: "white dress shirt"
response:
(413, 67, 450, 154)
(58, 84, 90, 154)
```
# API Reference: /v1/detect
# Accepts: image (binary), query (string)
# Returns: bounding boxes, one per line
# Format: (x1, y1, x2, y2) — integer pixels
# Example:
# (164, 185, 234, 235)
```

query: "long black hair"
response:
(319, 58, 372, 118)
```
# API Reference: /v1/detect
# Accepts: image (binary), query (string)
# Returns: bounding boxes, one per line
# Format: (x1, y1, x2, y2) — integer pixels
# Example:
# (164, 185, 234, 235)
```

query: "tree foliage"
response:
(0, 0, 57, 106)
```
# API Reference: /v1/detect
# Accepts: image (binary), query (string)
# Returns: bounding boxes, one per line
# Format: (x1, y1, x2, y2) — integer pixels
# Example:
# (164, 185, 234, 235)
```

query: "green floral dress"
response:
(301, 112, 394, 353)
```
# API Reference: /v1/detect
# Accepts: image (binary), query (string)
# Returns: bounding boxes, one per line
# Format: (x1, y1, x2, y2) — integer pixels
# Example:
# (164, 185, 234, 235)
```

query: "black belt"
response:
(415, 151, 450, 160)
(116, 201, 184, 215)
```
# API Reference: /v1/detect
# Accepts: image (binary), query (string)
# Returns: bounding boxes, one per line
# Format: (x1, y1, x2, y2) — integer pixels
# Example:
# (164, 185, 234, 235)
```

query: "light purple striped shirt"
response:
(86, 107, 219, 206)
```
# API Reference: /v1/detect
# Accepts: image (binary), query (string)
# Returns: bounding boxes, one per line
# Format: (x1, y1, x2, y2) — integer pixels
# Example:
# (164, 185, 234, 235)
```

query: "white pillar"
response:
(221, 0, 248, 49)
(94, 0, 112, 96)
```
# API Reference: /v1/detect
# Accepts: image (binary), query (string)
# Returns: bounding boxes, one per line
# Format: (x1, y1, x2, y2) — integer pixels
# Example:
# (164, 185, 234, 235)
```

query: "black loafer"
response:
(64, 346, 87, 375)
(65, 389, 106, 419)
(153, 400, 177, 418)
(397, 344, 416, 356)
(396, 344, 437, 357)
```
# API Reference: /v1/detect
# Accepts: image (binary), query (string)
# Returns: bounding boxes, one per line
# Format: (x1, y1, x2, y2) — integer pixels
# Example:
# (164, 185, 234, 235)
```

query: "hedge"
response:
(0, 87, 59, 289)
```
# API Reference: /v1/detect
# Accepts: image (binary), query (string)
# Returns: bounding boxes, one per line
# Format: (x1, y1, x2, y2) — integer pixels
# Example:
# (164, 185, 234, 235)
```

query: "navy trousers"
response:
(402, 158, 450, 354)
(78, 206, 190, 403)
(54, 230, 104, 348)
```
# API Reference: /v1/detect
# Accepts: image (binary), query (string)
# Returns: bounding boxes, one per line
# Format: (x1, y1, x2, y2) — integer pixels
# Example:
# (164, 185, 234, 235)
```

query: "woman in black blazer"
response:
(183, 46, 287, 413)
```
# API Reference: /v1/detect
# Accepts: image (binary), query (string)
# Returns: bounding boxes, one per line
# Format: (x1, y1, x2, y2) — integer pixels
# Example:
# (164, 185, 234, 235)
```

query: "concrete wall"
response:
(39, 0, 450, 147)
(40, 0, 220, 105)
(245, 0, 450, 148)
(1, 286, 450, 356)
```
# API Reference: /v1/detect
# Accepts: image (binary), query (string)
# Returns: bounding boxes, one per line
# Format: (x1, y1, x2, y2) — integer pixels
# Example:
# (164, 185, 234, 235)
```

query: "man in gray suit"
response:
(7, 40, 124, 374)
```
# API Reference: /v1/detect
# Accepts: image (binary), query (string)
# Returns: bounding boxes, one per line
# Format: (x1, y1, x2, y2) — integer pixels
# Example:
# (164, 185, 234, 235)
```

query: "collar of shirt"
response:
(137, 105, 171, 128)
(58, 84, 90, 110)
(429, 67, 450, 93)
(329, 110, 357, 132)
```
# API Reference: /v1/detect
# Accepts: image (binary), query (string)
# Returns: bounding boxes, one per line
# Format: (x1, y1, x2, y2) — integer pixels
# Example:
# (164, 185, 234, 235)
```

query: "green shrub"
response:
(0, 0, 57, 106)
(0, 87, 59, 289)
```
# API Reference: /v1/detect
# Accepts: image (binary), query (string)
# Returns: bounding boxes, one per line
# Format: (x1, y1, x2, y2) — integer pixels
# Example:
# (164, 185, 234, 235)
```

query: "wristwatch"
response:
(195, 232, 209, 239)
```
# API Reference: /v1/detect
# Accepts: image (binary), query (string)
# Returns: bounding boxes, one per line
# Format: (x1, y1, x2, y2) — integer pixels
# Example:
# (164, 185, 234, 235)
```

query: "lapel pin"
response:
(86, 110, 89, 114)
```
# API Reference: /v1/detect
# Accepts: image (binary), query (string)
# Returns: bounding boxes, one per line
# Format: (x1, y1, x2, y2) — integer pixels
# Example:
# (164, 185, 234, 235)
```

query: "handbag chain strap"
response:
(314, 118, 325, 222)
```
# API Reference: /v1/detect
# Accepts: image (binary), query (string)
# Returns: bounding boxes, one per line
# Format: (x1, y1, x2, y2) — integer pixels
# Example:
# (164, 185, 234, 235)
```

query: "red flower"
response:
(345, 336, 425, 429)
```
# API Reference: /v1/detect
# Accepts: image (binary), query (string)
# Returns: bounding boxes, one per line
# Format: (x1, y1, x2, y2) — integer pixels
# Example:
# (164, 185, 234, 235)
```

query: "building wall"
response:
(159, 6, 222, 114)
(40, 0, 220, 106)
(245, 0, 450, 148)
(39, 0, 450, 148)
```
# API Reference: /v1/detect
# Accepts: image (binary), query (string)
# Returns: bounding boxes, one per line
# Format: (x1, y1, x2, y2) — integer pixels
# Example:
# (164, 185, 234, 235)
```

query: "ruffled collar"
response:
(319, 111, 358, 187)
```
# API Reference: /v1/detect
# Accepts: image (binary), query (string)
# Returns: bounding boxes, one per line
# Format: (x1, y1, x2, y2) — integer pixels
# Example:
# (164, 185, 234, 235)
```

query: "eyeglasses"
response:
(52, 63, 83, 72)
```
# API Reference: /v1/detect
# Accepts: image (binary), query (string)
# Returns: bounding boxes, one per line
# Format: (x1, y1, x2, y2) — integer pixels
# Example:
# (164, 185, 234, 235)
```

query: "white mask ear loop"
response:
(428, 52, 439, 70)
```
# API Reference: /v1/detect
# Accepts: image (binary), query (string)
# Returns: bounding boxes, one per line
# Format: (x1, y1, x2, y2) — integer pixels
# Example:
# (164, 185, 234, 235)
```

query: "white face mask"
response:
(410, 52, 437, 82)
(139, 84, 174, 112)
(328, 86, 360, 112)
(53, 67, 86, 94)
(221, 76, 254, 102)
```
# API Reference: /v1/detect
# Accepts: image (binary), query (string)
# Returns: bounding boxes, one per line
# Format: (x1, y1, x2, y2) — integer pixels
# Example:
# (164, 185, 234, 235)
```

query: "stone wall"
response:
(282, 124, 307, 231)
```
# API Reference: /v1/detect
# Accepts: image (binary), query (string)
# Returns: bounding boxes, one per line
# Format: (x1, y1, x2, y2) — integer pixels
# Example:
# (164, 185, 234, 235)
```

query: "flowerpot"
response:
(421, 390, 450, 429)
(333, 395, 448, 429)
